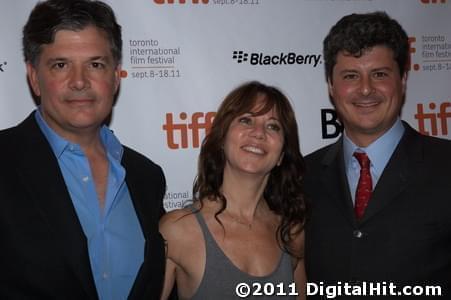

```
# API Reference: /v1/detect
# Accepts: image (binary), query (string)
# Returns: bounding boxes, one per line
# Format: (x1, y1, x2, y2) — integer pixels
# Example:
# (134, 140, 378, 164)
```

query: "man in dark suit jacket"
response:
(0, 1, 166, 299)
(304, 12, 451, 299)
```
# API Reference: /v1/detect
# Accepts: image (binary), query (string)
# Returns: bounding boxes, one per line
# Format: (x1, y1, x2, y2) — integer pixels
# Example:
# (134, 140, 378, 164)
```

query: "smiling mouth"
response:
(242, 145, 265, 155)
(353, 101, 380, 108)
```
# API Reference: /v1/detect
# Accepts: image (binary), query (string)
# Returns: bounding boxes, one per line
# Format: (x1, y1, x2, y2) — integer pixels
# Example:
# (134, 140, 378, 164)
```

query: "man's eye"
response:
(374, 71, 388, 78)
(52, 62, 66, 69)
(343, 73, 358, 80)
(91, 62, 104, 69)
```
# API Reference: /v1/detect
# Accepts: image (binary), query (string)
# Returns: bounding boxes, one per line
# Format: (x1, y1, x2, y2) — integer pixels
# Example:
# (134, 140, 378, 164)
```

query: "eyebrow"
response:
(89, 56, 110, 62)
(44, 56, 111, 64)
(339, 66, 394, 74)
(340, 66, 393, 74)
(244, 112, 281, 122)
(371, 67, 393, 72)
(268, 117, 281, 123)
(45, 57, 67, 64)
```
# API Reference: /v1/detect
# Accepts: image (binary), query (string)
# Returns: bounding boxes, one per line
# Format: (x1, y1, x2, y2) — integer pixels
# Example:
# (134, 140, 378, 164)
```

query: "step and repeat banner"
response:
(1, 0, 450, 211)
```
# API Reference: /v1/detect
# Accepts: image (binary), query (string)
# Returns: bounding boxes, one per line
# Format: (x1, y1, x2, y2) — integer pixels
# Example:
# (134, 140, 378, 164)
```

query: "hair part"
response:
(323, 11, 409, 82)
(23, 0, 122, 66)
(193, 81, 307, 257)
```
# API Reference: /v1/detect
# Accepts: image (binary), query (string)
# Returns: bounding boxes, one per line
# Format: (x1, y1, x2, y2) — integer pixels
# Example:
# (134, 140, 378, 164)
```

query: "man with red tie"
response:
(304, 12, 451, 299)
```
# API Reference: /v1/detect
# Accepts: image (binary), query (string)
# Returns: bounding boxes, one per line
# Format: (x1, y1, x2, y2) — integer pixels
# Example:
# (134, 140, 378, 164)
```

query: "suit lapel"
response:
(320, 139, 357, 226)
(122, 150, 166, 299)
(122, 152, 153, 236)
(15, 115, 98, 299)
(360, 123, 421, 224)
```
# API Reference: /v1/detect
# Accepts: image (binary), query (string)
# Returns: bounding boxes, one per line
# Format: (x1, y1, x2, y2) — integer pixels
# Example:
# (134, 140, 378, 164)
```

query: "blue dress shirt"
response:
(343, 119, 405, 204)
(35, 109, 144, 300)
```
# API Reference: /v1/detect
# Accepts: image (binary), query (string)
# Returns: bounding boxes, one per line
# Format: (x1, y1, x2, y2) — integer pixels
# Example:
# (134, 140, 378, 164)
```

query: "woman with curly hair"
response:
(160, 81, 307, 299)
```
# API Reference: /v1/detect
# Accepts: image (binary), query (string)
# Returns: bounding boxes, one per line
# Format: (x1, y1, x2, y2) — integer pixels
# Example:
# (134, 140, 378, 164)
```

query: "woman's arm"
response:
(160, 252, 177, 300)
(292, 230, 306, 300)
(159, 213, 178, 300)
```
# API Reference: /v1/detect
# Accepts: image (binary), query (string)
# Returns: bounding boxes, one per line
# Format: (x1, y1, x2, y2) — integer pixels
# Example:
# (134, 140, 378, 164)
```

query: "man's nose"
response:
(68, 66, 90, 90)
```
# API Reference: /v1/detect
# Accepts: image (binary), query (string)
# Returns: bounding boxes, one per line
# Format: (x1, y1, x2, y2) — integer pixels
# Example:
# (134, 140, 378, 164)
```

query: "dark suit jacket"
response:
(0, 113, 166, 299)
(304, 122, 451, 299)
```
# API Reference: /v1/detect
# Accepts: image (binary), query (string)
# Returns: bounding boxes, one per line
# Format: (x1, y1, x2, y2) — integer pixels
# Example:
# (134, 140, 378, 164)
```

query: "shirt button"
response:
(102, 272, 109, 279)
(82, 176, 89, 182)
(353, 230, 364, 238)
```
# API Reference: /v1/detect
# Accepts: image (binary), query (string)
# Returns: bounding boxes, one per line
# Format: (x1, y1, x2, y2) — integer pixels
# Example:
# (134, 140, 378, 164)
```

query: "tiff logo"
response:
(415, 102, 451, 136)
(162, 112, 216, 149)
(0, 61, 6, 72)
(154, 0, 209, 4)
(233, 51, 248, 63)
(408, 37, 419, 71)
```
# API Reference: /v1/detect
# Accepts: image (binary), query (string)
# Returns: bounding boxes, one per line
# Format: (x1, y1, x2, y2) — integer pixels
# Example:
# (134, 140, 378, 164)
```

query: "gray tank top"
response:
(190, 209, 296, 299)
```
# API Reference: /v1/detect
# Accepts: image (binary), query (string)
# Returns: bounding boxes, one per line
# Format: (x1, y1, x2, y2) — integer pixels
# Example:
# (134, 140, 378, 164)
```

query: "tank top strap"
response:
(189, 205, 218, 249)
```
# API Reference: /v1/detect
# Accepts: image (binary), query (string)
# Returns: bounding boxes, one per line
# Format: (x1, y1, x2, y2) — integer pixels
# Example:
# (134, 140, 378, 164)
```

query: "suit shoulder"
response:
(0, 124, 20, 142)
(122, 145, 163, 174)
(0, 124, 27, 158)
(305, 142, 336, 166)
(419, 133, 451, 149)
(403, 121, 451, 155)
(416, 133, 451, 163)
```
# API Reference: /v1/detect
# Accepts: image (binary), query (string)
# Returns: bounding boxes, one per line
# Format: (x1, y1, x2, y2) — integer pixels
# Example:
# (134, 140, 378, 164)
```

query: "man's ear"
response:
(401, 71, 407, 95)
(114, 64, 122, 93)
(26, 63, 41, 97)
(327, 78, 334, 99)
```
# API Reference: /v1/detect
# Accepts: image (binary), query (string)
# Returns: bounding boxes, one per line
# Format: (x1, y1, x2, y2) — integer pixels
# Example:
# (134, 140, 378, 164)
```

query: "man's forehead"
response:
(339, 46, 394, 59)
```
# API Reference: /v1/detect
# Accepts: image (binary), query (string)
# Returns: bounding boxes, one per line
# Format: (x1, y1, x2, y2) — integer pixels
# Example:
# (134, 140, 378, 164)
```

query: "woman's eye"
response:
(267, 123, 281, 132)
(238, 117, 252, 125)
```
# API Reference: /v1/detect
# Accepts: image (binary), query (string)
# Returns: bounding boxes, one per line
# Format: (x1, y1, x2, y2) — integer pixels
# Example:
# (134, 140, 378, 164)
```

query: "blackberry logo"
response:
(0, 61, 6, 72)
(232, 51, 248, 63)
(232, 50, 321, 67)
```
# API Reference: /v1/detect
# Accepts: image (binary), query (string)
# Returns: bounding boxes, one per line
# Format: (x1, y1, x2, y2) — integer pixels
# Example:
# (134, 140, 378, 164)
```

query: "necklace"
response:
(225, 210, 253, 230)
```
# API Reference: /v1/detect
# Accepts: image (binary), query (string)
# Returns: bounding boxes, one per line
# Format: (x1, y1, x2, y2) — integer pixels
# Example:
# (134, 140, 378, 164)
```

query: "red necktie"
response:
(354, 152, 372, 220)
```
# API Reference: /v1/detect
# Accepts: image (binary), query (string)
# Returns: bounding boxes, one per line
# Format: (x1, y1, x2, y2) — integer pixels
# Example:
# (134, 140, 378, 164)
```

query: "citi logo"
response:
(232, 50, 321, 67)
(154, 0, 209, 4)
(415, 101, 451, 136)
(162, 112, 216, 149)
(0, 61, 6, 72)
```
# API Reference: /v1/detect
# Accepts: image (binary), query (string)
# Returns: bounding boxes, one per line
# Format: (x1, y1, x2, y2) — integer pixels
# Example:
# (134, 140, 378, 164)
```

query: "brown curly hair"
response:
(193, 81, 306, 257)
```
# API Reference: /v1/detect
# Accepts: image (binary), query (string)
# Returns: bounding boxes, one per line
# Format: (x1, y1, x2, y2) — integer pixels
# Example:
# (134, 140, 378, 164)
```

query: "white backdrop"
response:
(1, 0, 450, 211)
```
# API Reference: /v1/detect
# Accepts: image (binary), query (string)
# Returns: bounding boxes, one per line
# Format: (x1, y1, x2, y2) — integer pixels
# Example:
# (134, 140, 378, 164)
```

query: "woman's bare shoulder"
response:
(159, 206, 205, 266)
(159, 207, 197, 237)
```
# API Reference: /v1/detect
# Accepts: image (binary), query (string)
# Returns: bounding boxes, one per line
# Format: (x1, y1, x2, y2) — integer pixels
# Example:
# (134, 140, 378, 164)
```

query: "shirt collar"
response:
(99, 122, 123, 161)
(34, 108, 123, 161)
(35, 108, 70, 158)
(343, 118, 405, 176)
